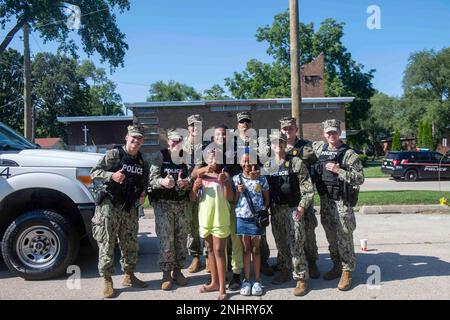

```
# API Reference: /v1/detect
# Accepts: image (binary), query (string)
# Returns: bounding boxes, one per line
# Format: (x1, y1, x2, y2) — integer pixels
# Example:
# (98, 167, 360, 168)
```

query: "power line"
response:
(0, 97, 23, 110)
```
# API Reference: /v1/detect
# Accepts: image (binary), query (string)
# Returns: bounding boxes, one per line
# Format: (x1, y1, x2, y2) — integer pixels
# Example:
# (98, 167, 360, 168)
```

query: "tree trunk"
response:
(0, 18, 27, 54)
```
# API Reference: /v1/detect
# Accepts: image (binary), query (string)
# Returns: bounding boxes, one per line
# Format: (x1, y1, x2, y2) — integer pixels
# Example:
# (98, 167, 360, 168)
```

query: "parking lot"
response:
(1, 212, 450, 300)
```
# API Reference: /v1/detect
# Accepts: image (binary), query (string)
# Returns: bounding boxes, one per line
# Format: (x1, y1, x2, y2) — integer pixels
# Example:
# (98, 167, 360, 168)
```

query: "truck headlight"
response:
(76, 168, 93, 189)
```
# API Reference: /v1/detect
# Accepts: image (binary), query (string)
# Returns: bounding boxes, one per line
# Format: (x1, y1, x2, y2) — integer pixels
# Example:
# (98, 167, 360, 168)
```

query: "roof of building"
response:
(57, 115, 133, 123)
(34, 138, 64, 148)
(125, 97, 355, 109)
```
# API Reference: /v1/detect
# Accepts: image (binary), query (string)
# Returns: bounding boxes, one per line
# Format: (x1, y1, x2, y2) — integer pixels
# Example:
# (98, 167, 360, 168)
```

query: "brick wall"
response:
(137, 104, 346, 154)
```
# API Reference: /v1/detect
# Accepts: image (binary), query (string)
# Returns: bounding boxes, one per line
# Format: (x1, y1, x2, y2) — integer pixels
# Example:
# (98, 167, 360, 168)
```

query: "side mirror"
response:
(446, 150, 450, 157)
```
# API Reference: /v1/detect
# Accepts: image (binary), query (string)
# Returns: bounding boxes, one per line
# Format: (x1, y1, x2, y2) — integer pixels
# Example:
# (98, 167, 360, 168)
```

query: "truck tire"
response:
(1, 210, 79, 280)
(404, 169, 418, 181)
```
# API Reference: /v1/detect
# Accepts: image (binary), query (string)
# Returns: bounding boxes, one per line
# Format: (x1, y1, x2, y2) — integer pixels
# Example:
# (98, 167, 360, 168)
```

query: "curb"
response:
(359, 205, 450, 215)
(145, 205, 450, 217)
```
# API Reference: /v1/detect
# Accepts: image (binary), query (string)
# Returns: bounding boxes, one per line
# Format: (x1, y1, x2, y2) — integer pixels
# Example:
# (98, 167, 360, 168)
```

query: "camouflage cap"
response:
(237, 111, 252, 122)
(167, 128, 182, 141)
(187, 114, 202, 126)
(279, 117, 297, 128)
(127, 125, 145, 138)
(269, 131, 287, 142)
(323, 119, 341, 133)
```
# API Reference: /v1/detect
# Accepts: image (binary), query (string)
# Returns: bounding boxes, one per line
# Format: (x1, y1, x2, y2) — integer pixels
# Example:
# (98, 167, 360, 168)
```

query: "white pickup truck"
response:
(0, 121, 102, 280)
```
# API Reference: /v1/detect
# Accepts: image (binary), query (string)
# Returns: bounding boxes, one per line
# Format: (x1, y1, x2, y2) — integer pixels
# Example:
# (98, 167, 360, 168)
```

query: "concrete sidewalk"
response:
(1, 212, 450, 300)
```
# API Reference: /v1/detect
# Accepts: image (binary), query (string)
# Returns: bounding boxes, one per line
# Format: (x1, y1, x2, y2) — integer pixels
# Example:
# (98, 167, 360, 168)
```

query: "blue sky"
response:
(5, 0, 450, 104)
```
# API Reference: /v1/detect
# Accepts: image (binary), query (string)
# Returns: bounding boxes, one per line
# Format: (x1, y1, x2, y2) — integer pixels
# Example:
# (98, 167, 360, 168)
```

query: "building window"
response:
(210, 106, 251, 112)
(304, 75, 321, 84)
(256, 104, 290, 111)
(303, 103, 340, 110)
(135, 108, 156, 116)
(144, 139, 159, 146)
(145, 127, 159, 135)
(139, 116, 159, 125)
(443, 138, 448, 147)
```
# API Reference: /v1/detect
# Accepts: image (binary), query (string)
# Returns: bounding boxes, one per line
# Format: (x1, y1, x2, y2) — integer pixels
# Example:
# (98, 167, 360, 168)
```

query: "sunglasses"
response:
(239, 119, 252, 124)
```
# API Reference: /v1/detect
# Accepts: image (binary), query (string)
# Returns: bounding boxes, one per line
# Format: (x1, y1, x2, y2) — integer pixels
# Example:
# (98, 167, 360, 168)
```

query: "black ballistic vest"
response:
(105, 147, 146, 210)
(267, 159, 301, 207)
(152, 149, 189, 201)
(315, 144, 349, 199)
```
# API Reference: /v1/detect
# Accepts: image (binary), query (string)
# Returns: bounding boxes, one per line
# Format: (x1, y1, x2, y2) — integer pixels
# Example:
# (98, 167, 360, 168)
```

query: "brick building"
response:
(57, 53, 355, 154)
(125, 53, 354, 153)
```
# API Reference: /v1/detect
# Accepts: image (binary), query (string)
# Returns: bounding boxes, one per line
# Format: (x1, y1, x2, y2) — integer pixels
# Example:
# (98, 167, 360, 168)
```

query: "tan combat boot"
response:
(271, 268, 290, 285)
(293, 280, 308, 296)
(308, 261, 321, 279)
(122, 272, 148, 288)
(172, 268, 188, 286)
(161, 271, 173, 290)
(205, 257, 210, 273)
(323, 264, 342, 280)
(103, 276, 115, 298)
(338, 271, 352, 291)
(187, 256, 202, 273)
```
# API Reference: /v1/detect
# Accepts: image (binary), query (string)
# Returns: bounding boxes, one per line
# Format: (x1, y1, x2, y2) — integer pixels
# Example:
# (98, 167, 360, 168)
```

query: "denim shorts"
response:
(236, 217, 265, 236)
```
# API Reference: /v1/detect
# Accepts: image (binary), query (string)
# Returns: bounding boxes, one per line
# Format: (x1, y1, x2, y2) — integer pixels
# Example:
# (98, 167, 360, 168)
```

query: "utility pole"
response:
(289, 0, 303, 138)
(23, 23, 33, 141)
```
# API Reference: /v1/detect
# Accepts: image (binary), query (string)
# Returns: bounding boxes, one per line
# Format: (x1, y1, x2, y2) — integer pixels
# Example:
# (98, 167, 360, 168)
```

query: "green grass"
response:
(144, 191, 449, 209)
(363, 160, 390, 178)
(313, 191, 450, 206)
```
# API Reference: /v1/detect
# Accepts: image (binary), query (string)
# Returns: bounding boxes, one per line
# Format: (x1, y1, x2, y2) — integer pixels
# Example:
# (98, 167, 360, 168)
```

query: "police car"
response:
(381, 149, 450, 181)
(1, 121, 102, 280)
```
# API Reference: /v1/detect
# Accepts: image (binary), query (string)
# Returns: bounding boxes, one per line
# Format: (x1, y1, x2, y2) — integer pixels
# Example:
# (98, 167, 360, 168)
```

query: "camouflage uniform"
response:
(182, 135, 205, 258)
(312, 138, 364, 272)
(287, 138, 319, 264)
(264, 132, 314, 280)
(148, 146, 192, 272)
(91, 144, 149, 277)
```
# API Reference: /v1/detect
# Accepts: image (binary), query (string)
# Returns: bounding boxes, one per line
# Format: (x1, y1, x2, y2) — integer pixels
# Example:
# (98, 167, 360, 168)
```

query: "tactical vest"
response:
(315, 144, 349, 200)
(266, 159, 300, 207)
(105, 147, 146, 210)
(286, 139, 317, 179)
(152, 149, 189, 201)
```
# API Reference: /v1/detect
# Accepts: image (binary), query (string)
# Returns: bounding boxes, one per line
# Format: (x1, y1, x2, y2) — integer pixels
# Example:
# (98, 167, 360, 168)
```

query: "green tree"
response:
(402, 47, 450, 147)
(225, 11, 375, 141)
(0, 0, 130, 68)
(423, 121, 434, 150)
(32, 52, 91, 139)
(0, 48, 23, 132)
(147, 80, 201, 102)
(362, 92, 399, 156)
(202, 84, 230, 100)
(77, 60, 123, 115)
(391, 130, 401, 151)
(417, 121, 424, 147)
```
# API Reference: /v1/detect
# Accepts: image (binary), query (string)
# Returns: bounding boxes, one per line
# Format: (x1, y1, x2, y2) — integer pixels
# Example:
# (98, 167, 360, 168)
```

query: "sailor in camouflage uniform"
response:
(280, 117, 320, 279)
(263, 132, 314, 296)
(148, 129, 192, 290)
(312, 119, 364, 291)
(182, 114, 206, 274)
(91, 125, 149, 298)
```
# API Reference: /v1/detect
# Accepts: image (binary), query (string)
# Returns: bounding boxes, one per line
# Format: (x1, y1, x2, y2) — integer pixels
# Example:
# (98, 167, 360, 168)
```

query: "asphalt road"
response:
(1, 213, 450, 300)
(361, 178, 450, 191)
